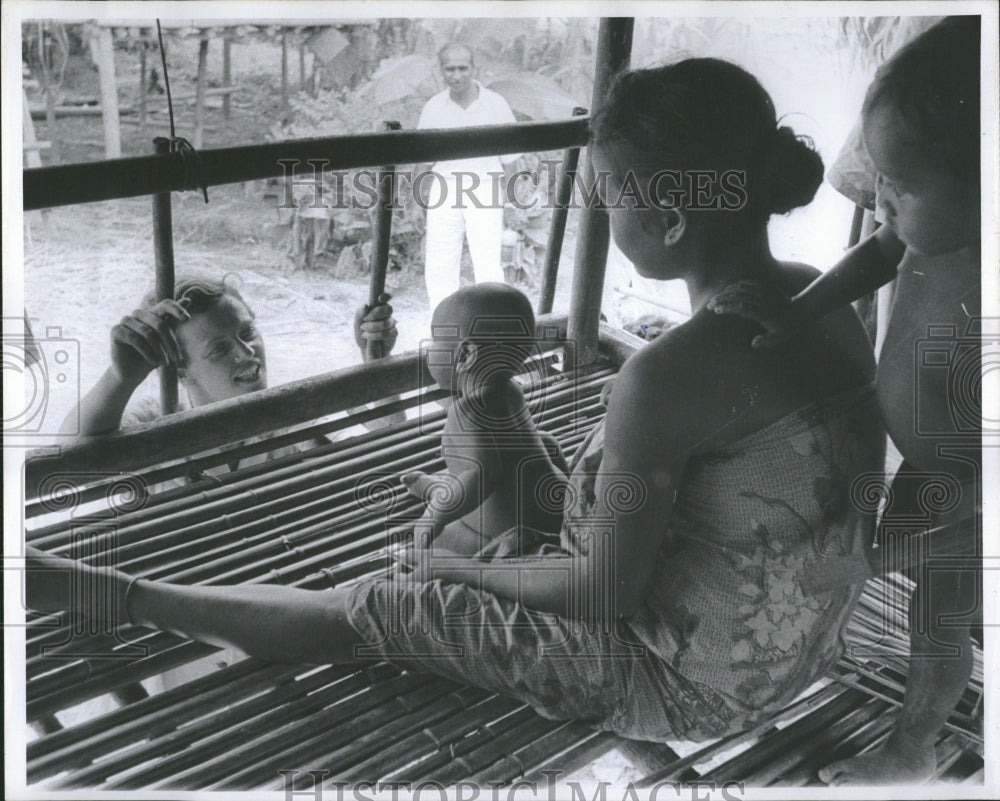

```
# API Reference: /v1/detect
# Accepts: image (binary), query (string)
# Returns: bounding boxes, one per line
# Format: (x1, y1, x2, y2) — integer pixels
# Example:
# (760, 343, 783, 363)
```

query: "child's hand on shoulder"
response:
(707, 280, 798, 348)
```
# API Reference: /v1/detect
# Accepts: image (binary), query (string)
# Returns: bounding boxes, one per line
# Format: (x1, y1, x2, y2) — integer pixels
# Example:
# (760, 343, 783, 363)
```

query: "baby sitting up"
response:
(401, 283, 568, 555)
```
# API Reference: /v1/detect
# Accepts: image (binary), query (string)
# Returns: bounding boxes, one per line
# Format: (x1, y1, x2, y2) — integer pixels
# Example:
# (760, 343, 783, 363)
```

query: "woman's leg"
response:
(26, 547, 363, 667)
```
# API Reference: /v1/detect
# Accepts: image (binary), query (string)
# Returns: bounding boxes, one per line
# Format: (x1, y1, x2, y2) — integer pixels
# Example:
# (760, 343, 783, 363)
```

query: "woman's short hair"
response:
(862, 16, 980, 183)
(141, 273, 252, 316)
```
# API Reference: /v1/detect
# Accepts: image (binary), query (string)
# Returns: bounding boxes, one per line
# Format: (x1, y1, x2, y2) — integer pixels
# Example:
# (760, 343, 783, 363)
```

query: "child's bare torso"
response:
(444, 380, 565, 539)
(876, 246, 981, 496)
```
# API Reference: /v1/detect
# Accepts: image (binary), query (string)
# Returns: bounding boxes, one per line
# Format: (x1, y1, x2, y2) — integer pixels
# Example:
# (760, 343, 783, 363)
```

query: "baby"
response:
(710, 17, 982, 785)
(401, 283, 568, 555)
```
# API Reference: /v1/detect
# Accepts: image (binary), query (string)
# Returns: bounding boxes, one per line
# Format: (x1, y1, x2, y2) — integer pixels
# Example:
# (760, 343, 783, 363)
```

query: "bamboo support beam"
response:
(24, 118, 589, 211)
(24, 314, 569, 497)
(152, 137, 178, 415)
(222, 39, 232, 120)
(566, 18, 633, 369)
(194, 37, 209, 149)
(366, 120, 402, 357)
(538, 106, 588, 316)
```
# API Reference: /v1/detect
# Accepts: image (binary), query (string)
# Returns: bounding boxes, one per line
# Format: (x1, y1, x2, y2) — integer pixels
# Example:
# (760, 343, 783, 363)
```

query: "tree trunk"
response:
(89, 26, 121, 158)
(194, 36, 208, 149)
(299, 41, 306, 89)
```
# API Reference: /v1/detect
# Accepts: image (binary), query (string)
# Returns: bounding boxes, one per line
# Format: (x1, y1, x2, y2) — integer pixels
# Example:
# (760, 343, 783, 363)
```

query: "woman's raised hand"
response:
(109, 299, 190, 384)
(354, 293, 398, 362)
(707, 280, 799, 348)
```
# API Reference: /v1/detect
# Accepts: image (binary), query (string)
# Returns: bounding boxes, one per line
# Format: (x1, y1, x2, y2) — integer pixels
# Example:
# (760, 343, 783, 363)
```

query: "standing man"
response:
(418, 43, 519, 312)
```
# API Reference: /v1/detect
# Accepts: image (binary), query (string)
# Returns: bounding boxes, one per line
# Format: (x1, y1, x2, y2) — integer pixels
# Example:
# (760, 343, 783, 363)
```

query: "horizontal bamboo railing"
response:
(23, 118, 589, 211)
(25, 314, 570, 499)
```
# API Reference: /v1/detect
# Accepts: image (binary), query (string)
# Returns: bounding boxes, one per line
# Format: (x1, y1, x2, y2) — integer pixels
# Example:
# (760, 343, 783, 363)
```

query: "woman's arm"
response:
(61, 300, 189, 436)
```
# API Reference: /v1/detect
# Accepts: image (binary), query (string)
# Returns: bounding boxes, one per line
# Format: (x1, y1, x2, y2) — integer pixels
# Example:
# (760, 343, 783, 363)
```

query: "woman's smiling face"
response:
(176, 295, 267, 404)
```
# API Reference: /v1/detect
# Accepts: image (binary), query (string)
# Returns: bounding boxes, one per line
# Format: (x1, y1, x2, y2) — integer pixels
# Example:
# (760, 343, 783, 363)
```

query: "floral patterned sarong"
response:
(346, 383, 884, 741)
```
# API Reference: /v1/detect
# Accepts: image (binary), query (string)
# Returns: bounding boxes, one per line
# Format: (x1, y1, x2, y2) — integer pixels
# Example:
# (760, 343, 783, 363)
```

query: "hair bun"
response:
(763, 126, 824, 216)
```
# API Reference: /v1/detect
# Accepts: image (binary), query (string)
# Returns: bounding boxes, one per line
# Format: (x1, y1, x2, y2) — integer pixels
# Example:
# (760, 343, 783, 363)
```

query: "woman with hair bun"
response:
(30, 60, 884, 743)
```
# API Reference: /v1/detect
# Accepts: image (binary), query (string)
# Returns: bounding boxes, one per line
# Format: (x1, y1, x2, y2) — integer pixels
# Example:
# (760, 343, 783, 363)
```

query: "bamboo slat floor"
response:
(23, 356, 984, 789)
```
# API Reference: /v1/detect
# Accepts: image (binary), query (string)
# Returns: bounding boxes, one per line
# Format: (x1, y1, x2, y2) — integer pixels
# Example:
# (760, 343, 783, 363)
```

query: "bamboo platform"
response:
(23, 343, 985, 790)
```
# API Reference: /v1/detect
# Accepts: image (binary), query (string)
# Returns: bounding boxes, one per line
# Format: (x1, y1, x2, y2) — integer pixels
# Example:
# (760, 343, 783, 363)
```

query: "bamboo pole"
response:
(24, 117, 589, 211)
(366, 120, 402, 359)
(22, 91, 43, 168)
(222, 37, 232, 120)
(194, 36, 209, 150)
(139, 42, 148, 141)
(538, 106, 587, 316)
(38, 22, 62, 163)
(566, 19, 633, 370)
(280, 32, 289, 107)
(152, 137, 178, 415)
(24, 313, 570, 495)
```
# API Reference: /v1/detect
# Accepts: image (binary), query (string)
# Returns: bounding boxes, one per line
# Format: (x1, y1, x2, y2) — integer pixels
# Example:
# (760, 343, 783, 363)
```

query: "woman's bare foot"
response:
(24, 545, 131, 624)
(818, 738, 936, 786)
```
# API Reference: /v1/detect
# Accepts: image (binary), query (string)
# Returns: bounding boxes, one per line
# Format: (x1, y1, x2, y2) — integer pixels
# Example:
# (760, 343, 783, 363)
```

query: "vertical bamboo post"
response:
(299, 41, 306, 89)
(281, 31, 289, 106)
(194, 35, 209, 149)
(222, 35, 232, 121)
(22, 90, 43, 168)
(139, 39, 148, 141)
(153, 137, 179, 415)
(565, 18, 633, 370)
(90, 25, 121, 158)
(366, 120, 402, 361)
(38, 22, 62, 163)
(537, 106, 588, 316)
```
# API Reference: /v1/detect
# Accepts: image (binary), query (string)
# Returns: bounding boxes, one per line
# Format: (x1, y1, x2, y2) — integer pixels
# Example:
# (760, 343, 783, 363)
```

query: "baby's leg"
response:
(540, 430, 570, 476)
(433, 518, 489, 556)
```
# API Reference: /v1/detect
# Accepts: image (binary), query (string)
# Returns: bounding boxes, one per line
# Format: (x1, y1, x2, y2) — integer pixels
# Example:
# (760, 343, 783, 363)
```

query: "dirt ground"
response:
(22, 186, 581, 435)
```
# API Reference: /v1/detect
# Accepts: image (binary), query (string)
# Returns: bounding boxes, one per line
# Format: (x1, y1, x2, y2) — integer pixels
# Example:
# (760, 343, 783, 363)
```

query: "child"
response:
(709, 17, 982, 785)
(400, 283, 568, 555)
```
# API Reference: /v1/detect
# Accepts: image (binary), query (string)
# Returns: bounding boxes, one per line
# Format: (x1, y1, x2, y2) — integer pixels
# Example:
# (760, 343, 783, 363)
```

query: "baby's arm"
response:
(709, 225, 905, 347)
(401, 404, 500, 540)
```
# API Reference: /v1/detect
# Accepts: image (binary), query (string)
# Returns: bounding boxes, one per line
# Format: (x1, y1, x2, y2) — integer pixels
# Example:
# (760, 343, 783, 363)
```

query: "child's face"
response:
(176, 296, 267, 404)
(863, 102, 979, 255)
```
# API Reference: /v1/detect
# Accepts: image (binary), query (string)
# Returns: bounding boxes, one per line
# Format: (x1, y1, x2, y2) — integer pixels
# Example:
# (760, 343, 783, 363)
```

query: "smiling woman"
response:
(61, 273, 398, 438)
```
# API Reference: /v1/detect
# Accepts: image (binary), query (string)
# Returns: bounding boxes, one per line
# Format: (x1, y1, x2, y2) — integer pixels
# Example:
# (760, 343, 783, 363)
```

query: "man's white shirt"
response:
(417, 81, 520, 177)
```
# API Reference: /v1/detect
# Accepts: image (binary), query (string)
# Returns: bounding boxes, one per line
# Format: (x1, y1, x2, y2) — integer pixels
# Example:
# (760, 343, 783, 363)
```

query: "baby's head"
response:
(142, 274, 266, 404)
(862, 17, 980, 255)
(427, 284, 535, 394)
(590, 58, 823, 278)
